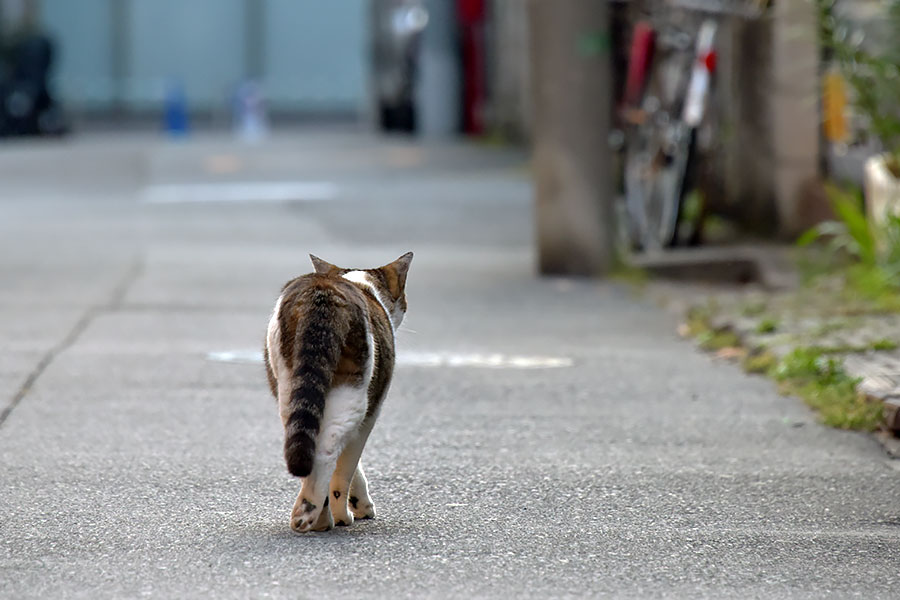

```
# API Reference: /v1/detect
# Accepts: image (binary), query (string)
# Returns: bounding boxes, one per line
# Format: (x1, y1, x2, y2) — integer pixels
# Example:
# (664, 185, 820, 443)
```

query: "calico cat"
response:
(264, 252, 412, 532)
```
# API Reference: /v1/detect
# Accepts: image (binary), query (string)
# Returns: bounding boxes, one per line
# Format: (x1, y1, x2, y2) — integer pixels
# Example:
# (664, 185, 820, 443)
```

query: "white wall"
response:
(126, 0, 246, 110)
(37, 0, 369, 115)
(40, 0, 114, 109)
(263, 0, 367, 112)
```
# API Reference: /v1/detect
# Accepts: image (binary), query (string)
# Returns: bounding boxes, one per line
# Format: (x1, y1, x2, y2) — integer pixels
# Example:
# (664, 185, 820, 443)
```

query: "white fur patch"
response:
(265, 294, 293, 424)
(340, 270, 370, 287)
(341, 270, 395, 334)
(316, 385, 368, 458)
(265, 294, 283, 375)
(316, 330, 374, 460)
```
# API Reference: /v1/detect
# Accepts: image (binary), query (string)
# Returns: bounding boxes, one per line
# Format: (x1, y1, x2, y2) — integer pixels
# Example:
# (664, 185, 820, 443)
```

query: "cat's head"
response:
(309, 252, 413, 328)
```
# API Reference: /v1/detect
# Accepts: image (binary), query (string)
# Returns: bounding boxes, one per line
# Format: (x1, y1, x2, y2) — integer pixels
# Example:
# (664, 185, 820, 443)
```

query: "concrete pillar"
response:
(771, 0, 821, 237)
(529, 0, 614, 276)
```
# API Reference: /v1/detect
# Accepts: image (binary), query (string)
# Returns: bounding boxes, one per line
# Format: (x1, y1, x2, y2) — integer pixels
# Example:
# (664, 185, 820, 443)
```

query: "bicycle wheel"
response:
(623, 55, 695, 251)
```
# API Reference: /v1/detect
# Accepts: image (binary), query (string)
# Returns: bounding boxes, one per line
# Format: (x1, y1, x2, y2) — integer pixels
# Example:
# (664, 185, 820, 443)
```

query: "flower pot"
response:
(864, 153, 900, 226)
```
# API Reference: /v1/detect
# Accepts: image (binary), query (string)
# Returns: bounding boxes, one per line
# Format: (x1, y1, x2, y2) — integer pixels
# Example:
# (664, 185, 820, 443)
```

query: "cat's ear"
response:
(382, 252, 413, 295)
(310, 254, 339, 275)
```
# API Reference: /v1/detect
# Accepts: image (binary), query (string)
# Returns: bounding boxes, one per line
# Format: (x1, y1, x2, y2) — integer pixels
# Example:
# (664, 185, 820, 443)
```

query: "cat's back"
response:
(280, 272, 359, 303)
(275, 272, 389, 392)
(277, 272, 369, 329)
(280, 273, 392, 331)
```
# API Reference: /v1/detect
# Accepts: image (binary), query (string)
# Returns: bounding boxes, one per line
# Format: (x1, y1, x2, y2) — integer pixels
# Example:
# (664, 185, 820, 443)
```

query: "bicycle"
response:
(617, 0, 769, 252)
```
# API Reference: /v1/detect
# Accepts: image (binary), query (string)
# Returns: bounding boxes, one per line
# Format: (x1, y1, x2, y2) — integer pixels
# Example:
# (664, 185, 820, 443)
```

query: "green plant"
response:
(678, 189, 705, 242)
(798, 184, 900, 300)
(797, 185, 874, 263)
(772, 347, 843, 382)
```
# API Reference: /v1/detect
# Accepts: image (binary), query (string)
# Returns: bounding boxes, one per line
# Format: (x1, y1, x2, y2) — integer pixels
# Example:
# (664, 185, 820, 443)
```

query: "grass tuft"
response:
(772, 347, 882, 431)
(742, 350, 777, 374)
(871, 338, 899, 351)
(697, 329, 739, 351)
(755, 318, 779, 334)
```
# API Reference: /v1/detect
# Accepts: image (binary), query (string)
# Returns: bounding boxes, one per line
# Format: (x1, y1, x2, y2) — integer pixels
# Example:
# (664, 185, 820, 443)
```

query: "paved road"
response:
(1, 129, 899, 599)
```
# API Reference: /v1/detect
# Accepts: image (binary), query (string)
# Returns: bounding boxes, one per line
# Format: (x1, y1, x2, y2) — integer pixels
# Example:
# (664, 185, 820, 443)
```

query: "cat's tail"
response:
(283, 287, 352, 477)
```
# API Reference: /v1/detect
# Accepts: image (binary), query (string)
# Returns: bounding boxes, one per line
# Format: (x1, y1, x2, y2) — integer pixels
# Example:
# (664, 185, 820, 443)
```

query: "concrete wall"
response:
(692, 4, 822, 238)
(715, 15, 778, 232)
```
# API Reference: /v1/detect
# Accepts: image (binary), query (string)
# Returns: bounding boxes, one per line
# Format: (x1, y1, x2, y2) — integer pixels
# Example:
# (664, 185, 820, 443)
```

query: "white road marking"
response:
(141, 181, 338, 204)
(207, 350, 265, 364)
(207, 350, 573, 370)
(398, 351, 573, 369)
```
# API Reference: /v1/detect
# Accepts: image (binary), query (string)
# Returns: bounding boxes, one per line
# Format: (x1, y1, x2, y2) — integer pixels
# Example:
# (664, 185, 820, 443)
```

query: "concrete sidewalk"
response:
(1, 130, 899, 599)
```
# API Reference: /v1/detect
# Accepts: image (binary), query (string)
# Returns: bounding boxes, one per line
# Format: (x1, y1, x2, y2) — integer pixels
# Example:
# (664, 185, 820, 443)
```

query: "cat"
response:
(264, 252, 412, 532)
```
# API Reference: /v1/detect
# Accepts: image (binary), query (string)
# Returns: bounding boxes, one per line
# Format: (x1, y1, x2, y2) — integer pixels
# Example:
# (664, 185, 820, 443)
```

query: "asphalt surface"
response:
(1, 128, 899, 599)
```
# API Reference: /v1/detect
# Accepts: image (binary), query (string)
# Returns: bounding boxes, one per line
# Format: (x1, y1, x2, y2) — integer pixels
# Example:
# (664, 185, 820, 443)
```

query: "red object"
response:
(623, 21, 655, 107)
(458, 0, 486, 134)
(458, 0, 484, 23)
(702, 50, 717, 73)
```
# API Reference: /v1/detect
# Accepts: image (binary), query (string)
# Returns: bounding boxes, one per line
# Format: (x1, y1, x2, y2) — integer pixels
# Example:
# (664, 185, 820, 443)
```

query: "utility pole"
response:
(529, 0, 614, 276)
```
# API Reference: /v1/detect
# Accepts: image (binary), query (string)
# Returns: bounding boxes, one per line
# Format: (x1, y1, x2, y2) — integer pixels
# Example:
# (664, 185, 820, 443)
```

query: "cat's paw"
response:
(291, 497, 334, 533)
(330, 491, 355, 526)
(349, 494, 376, 520)
(331, 511, 354, 527)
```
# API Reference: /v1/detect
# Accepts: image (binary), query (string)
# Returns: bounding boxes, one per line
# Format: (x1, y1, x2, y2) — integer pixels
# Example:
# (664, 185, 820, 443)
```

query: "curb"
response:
(680, 305, 900, 443)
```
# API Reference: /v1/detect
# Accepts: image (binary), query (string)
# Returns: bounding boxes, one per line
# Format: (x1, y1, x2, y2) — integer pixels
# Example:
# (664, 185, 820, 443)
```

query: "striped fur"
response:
(283, 285, 359, 476)
(264, 252, 412, 532)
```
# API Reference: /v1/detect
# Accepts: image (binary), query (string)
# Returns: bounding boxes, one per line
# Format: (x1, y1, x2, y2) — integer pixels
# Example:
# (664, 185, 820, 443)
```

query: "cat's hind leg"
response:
(349, 461, 377, 520)
(290, 385, 367, 533)
(329, 418, 375, 526)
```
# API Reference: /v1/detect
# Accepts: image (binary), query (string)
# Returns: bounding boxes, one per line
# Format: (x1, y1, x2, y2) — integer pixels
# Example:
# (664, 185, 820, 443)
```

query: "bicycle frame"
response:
(682, 20, 718, 128)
